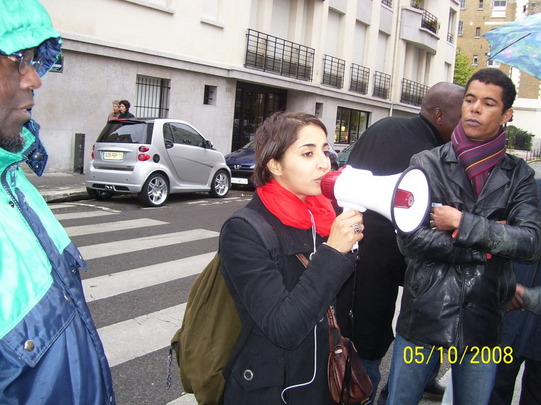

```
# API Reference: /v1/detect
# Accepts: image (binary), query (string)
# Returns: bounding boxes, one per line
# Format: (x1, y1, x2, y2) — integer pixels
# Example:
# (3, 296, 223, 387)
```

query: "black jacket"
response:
(397, 143, 541, 351)
(219, 195, 357, 404)
(337, 114, 445, 360)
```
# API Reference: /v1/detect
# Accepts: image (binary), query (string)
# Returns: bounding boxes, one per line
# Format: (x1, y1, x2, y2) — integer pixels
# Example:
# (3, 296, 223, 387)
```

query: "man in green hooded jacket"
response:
(0, 1, 116, 403)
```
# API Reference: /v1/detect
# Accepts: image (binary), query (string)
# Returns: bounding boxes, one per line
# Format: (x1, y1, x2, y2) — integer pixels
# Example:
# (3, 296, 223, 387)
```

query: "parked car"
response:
(337, 140, 358, 167)
(85, 118, 231, 207)
(225, 140, 255, 187)
(225, 140, 339, 187)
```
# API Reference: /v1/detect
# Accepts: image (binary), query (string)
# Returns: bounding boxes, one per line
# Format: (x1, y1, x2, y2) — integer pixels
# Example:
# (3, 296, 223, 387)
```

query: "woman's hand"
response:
(326, 210, 364, 253)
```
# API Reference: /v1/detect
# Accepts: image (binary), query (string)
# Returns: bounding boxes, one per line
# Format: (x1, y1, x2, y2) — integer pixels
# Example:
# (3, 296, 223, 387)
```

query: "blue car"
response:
(225, 140, 339, 188)
(225, 140, 256, 187)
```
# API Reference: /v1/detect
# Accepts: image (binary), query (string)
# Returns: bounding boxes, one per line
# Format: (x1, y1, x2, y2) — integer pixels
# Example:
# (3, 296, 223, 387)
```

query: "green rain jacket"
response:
(0, 1, 115, 403)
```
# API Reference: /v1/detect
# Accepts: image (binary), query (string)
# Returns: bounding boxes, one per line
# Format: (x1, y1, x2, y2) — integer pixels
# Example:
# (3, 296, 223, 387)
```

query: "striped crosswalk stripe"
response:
(78, 229, 219, 260)
(82, 252, 215, 302)
(64, 218, 168, 237)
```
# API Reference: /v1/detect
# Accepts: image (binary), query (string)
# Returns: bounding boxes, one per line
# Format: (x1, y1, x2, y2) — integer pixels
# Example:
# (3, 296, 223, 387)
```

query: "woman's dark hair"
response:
(119, 99, 131, 110)
(252, 111, 327, 187)
(466, 68, 516, 112)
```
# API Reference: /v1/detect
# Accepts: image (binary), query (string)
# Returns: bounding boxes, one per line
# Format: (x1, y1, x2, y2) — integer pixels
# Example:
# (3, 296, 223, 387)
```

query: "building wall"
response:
(34, 0, 458, 172)
(456, 0, 541, 149)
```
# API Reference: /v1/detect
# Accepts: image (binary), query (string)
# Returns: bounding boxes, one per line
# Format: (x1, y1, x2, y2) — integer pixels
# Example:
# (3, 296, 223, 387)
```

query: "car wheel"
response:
(138, 173, 169, 207)
(86, 187, 113, 200)
(209, 170, 230, 198)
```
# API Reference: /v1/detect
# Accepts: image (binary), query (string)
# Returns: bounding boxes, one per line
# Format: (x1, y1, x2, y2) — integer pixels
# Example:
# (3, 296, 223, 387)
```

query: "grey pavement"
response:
(25, 171, 89, 203)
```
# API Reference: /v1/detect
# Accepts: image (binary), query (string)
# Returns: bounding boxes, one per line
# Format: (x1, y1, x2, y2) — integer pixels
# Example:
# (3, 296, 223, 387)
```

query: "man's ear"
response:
(434, 108, 444, 124)
(501, 108, 513, 126)
(267, 158, 282, 177)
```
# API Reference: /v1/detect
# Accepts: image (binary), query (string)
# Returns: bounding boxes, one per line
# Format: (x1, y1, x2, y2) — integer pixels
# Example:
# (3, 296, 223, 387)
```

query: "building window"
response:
(135, 75, 170, 118)
(335, 107, 369, 144)
(487, 59, 500, 68)
(478, 0, 483, 9)
(204, 85, 217, 105)
(473, 55, 479, 65)
(492, 0, 507, 17)
(475, 27, 481, 37)
(460, 0, 466, 8)
(458, 21, 464, 36)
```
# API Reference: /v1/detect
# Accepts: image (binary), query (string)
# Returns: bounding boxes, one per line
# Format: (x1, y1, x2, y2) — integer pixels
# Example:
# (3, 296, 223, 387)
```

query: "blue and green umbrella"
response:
(483, 13, 541, 80)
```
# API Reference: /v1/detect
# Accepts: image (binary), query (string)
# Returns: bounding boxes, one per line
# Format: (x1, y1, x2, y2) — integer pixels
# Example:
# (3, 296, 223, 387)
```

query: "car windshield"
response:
(97, 121, 153, 144)
(241, 140, 255, 150)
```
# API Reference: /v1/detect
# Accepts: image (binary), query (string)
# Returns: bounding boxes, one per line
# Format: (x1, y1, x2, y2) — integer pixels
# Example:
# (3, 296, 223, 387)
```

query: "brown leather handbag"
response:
(295, 254, 372, 404)
(326, 305, 372, 405)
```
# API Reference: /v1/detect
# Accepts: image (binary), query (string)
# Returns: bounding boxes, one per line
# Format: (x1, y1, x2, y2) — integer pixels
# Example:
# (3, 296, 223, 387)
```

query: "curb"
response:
(40, 188, 91, 203)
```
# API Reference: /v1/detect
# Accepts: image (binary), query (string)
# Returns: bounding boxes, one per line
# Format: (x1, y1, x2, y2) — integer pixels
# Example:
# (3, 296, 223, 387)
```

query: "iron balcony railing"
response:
(322, 55, 345, 89)
(350, 63, 370, 94)
(244, 29, 315, 81)
(382, 0, 393, 7)
(411, 4, 438, 34)
(400, 78, 429, 106)
(373, 71, 391, 99)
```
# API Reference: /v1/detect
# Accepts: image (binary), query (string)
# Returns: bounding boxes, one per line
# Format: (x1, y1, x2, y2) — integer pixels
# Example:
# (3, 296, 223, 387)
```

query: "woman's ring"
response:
(351, 223, 362, 234)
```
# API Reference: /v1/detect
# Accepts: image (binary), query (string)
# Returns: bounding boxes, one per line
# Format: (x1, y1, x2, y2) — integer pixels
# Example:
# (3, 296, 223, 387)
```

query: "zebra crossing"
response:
(49, 200, 243, 405)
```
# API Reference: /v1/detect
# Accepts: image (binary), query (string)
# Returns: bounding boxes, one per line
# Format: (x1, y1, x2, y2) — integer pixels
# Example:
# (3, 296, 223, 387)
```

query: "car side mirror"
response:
(165, 139, 174, 149)
(204, 139, 213, 149)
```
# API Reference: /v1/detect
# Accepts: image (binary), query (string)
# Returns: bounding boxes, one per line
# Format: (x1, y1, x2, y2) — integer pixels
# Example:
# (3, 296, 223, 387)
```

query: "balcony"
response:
(373, 71, 391, 100)
(322, 55, 345, 89)
(411, 4, 438, 35)
(400, 6, 438, 53)
(244, 29, 315, 81)
(400, 79, 429, 106)
(350, 63, 370, 95)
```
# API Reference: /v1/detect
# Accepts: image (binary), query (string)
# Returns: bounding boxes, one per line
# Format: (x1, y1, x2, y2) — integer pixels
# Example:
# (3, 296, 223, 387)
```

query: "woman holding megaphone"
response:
(219, 111, 365, 405)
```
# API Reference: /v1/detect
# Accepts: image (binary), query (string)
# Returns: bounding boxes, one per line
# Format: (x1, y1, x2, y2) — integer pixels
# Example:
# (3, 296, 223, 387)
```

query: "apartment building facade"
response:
(456, 0, 541, 150)
(36, 0, 460, 172)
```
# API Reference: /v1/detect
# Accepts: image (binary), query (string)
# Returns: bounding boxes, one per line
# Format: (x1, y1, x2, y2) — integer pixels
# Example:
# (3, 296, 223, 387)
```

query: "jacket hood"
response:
(0, 0, 61, 76)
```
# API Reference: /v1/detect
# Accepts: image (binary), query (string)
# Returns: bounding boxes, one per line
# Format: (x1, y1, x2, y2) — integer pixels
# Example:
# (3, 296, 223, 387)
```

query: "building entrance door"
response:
(232, 82, 287, 151)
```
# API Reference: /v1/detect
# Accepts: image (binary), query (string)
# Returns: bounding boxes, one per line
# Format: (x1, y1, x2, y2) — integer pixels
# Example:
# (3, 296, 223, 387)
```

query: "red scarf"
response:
(257, 180, 335, 237)
(451, 122, 506, 196)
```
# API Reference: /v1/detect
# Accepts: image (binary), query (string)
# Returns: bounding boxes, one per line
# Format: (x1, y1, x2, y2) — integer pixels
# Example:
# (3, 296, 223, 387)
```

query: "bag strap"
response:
(221, 207, 280, 381)
(295, 254, 341, 348)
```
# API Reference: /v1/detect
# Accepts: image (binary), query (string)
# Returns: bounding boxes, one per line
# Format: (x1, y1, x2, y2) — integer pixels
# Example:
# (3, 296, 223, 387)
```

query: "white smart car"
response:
(85, 118, 231, 207)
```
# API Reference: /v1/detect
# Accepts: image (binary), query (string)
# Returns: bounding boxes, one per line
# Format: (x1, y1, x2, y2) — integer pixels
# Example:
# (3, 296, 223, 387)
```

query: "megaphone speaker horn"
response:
(321, 165, 431, 234)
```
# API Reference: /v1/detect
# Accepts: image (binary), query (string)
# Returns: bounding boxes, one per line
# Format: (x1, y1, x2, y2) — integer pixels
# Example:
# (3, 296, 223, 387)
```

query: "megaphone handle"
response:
(342, 207, 359, 253)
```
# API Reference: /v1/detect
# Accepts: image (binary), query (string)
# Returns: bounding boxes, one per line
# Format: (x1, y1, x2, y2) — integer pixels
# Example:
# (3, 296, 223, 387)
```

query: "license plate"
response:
(231, 177, 249, 185)
(103, 151, 124, 160)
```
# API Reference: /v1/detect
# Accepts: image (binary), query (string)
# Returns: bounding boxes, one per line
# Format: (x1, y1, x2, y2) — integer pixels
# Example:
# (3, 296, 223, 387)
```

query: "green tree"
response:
(506, 125, 534, 151)
(453, 50, 475, 87)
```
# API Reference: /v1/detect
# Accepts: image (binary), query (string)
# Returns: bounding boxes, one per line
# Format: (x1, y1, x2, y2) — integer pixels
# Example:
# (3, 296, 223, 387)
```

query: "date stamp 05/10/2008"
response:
(403, 345, 513, 365)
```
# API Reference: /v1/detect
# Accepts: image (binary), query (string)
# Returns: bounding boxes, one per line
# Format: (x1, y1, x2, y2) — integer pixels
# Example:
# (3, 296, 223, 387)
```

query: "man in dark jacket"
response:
(336, 82, 464, 403)
(387, 69, 541, 404)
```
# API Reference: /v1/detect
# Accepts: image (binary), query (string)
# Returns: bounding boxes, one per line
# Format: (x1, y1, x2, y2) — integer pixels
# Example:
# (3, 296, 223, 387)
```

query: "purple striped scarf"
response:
(451, 122, 506, 196)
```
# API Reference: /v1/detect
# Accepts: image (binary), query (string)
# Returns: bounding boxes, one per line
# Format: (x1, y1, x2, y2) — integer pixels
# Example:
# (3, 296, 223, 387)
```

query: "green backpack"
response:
(170, 207, 279, 405)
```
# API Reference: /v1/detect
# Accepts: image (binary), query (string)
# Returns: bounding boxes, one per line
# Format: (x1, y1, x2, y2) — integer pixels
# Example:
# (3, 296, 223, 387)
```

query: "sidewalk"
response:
(25, 171, 90, 203)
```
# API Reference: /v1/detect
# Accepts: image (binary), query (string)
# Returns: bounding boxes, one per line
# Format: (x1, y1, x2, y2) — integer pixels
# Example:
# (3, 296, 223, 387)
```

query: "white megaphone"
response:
(321, 165, 431, 234)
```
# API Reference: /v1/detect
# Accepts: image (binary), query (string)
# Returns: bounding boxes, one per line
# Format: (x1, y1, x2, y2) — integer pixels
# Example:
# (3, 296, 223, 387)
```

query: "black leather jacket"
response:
(397, 143, 541, 351)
